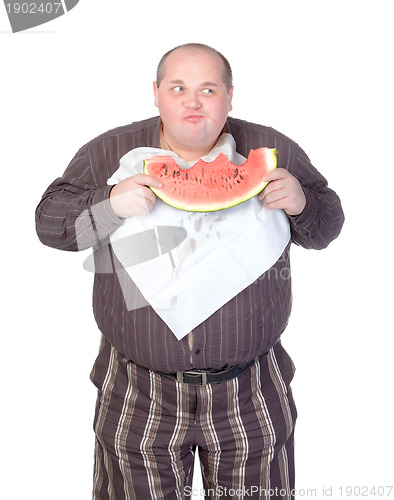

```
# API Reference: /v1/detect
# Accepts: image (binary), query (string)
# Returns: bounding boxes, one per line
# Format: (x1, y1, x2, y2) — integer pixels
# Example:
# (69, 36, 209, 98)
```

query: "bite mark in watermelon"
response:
(144, 147, 278, 212)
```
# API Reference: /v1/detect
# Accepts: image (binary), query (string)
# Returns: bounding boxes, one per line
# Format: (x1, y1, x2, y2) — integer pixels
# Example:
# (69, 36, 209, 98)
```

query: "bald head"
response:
(156, 43, 233, 93)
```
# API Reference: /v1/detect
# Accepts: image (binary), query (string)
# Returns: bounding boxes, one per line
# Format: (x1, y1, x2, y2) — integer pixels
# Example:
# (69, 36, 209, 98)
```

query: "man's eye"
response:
(202, 88, 213, 94)
(173, 86, 184, 92)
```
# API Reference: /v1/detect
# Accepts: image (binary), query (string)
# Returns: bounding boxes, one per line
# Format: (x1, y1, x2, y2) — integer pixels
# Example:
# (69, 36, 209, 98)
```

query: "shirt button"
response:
(195, 349, 200, 355)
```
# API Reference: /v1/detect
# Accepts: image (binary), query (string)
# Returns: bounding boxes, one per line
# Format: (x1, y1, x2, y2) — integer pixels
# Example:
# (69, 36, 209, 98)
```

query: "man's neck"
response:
(159, 123, 219, 161)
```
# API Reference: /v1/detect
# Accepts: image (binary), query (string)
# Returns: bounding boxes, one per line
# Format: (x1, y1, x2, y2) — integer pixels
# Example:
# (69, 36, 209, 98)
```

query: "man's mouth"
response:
(184, 114, 205, 123)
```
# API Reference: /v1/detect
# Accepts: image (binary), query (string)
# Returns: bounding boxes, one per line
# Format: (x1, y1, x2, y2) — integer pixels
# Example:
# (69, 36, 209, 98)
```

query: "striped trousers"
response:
(90, 339, 297, 500)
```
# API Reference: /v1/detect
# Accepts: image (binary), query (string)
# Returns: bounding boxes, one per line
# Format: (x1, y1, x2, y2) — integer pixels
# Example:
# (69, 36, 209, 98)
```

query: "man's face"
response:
(153, 48, 233, 160)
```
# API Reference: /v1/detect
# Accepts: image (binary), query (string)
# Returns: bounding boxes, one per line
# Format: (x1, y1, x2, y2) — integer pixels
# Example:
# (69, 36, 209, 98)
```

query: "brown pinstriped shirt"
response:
(35, 116, 344, 372)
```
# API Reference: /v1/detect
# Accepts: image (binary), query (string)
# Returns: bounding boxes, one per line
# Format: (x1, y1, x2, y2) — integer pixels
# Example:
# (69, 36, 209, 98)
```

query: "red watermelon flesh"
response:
(143, 147, 278, 212)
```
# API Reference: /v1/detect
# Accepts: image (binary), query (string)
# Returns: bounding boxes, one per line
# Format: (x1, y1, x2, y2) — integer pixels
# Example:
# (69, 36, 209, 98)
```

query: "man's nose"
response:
(183, 92, 202, 109)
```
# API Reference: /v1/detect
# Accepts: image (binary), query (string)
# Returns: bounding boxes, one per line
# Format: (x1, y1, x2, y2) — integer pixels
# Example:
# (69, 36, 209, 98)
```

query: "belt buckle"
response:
(176, 370, 208, 385)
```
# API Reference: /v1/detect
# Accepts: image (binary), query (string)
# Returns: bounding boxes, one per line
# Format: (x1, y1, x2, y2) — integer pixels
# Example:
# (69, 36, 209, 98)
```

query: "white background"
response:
(1, 0, 393, 498)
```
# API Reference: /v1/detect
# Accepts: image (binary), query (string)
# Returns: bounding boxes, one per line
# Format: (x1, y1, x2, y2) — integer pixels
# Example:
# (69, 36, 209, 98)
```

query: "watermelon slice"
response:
(144, 147, 277, 212)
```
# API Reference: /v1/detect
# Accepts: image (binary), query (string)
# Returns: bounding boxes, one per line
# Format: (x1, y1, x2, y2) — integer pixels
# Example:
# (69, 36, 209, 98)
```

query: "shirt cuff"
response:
(90, 185, 125, 239)
(287, 187, 318, 230)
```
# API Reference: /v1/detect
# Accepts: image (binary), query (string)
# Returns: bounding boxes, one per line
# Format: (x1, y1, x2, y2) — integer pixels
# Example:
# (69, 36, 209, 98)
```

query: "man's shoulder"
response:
(85, 116, 160, 149)
(227, 116, 299, 149)
(227, 116, 273, 134)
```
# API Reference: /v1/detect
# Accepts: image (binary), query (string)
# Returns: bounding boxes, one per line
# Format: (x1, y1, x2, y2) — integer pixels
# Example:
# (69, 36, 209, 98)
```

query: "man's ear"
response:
(153, 81, 159, 108)
(228, 87, 234, 112)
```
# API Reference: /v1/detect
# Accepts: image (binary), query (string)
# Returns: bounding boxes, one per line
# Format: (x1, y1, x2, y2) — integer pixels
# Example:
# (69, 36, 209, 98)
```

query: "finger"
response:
(135, 186, 157, 205)
(133, 192, 155, 214)
(258, 179, 285, 200)
(262, 189, 288, 208)
(133, 173, 163, 189)
(132, 203, 151, 216)
(265, 197, 288, 211)
(262, 168, 289, 182)
(264, 191, 286, 205)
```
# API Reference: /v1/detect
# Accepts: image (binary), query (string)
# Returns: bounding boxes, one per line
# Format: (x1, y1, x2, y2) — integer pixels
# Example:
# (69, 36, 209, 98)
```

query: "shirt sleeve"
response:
(35, 141, 124, 252)
(286, 145, 345, 250)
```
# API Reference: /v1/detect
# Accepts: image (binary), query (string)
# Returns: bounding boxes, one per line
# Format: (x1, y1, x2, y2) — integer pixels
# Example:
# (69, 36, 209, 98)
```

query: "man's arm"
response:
(261, 145, 344, 250)
(35, 144, 162, 251)
(35, 141, 125, 252)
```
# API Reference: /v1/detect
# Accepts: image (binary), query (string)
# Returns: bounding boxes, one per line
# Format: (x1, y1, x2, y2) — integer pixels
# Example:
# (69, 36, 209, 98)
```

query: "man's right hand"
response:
(109, 173, 162, 218)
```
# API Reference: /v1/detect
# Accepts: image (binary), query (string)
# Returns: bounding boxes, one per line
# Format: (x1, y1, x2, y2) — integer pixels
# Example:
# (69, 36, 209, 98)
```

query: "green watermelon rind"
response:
(144, 148, 278, 212)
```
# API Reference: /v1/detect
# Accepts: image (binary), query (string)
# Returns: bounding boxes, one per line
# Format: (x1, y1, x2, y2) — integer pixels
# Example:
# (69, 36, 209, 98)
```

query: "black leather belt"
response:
(158, 351, 268, 386)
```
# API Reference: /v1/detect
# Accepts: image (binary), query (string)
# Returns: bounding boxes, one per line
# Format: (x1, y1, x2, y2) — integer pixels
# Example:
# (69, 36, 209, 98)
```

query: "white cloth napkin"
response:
(107, 134, 290, 340)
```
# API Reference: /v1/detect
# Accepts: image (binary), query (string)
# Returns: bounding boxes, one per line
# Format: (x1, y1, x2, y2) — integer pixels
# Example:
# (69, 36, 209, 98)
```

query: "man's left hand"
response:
(258, 168, 306, 216)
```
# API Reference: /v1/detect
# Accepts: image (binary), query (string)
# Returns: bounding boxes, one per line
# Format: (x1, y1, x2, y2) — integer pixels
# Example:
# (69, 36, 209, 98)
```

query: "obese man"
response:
(36, 43, 344, 499)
